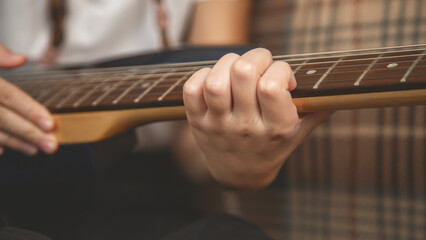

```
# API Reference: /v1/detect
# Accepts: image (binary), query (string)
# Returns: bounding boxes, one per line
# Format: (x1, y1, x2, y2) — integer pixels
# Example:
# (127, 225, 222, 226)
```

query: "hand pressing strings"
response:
(184, 48, 330, 189)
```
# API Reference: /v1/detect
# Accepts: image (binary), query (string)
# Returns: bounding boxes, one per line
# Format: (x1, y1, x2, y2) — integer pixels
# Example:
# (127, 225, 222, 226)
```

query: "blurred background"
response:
(216, 0, 426, 239)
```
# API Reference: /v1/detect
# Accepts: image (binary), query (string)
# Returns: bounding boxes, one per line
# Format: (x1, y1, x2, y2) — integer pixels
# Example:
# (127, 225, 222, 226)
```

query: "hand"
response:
(0, 43, 58, 156)
(183, 48, 330, 189)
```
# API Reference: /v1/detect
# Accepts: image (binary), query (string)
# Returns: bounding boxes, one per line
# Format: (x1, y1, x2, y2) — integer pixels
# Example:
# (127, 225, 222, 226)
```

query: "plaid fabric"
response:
(199, 0, 426, 239)
(251, 0, 426, 54)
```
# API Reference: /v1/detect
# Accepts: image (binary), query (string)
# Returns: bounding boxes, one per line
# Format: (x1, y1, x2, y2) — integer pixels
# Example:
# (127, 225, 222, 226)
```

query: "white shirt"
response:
(0, 0, 197, 65)
(0, 0, 201, 151)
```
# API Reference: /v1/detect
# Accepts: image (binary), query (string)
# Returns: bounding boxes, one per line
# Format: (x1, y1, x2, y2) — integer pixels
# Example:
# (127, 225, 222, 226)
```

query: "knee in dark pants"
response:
(163, 213, 273, 240)
(0, 227, 52, 240)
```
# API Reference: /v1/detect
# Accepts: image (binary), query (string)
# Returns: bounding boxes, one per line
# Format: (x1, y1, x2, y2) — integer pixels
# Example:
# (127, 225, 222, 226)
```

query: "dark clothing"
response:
(0, 46, 270, 239)
(0, 150, 271, 240)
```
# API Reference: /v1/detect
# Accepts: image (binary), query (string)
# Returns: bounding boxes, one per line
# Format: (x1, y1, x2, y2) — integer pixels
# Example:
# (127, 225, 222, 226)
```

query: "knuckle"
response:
(187, 118, 203, 131)
(258, 77, 281, 98)
(267, 123, 299, 141)
(233, 58, 255, 74)
(232, 118, 261, 138)
(183, 80, 198, 97)
(204, 74, 227, 96)
(235, 126, 252, 138)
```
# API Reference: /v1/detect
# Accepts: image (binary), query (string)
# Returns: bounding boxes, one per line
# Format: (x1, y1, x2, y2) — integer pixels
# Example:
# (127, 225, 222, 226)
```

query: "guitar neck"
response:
(7, 44, 426, 114)
(4, 44, 426, 144)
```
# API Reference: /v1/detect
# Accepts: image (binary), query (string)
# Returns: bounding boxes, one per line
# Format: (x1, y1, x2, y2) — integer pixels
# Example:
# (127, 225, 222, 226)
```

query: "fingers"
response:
(0, 43, 26, 69)
(184, 67, 210, 121)
(231, 48, 273, 119)
(257, 61, 298, 127)
(0, 78, 57, 155)
(203, 53, 238, 119)
(0, 78, 54, 132)
(184, 48, 298, 134)
(0, 105, 57, 154)
(0, 131, 38, 156)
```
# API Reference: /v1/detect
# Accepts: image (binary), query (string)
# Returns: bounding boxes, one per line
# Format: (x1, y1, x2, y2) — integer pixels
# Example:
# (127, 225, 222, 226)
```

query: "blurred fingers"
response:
(0, 43, 26, 69)
(0, 106, 57, 154)
(0, 78, 55, 132)
(0, 131, 38, 156)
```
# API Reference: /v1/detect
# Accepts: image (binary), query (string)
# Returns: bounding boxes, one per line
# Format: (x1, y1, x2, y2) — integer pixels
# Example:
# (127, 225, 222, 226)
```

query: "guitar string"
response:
(8, 46, 425, 107)
(10, 50, 425, 82)
(17, 65, 425, 108)
(11, 52, 426, 87)
(40, 70, 426, 109)
(27, 65, 426, 97)
(6, 46, 426, 81)
(16, 58, 425, 92)
(13, 43, 426, 77)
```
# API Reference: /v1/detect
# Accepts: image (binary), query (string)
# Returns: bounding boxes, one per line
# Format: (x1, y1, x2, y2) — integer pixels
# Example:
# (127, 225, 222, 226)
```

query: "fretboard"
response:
(5, 44, 426, 113)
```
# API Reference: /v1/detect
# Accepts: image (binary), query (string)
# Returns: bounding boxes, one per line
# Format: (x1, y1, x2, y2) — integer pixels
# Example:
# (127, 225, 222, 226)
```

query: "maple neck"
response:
(6, 44, 426, 114)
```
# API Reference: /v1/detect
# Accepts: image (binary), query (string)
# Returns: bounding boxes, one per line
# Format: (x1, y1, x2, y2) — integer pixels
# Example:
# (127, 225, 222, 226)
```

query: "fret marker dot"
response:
(306, 70, 317, 75)
(142, 83, 150, 88)
(387, 63, 398, 68)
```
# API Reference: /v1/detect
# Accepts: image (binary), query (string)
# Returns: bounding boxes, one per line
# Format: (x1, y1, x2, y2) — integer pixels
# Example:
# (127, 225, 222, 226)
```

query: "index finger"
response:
(0, 77, 54, 131)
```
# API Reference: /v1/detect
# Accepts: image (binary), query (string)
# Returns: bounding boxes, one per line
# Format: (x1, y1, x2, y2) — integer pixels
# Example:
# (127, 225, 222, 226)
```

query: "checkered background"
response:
(198, 0, 426, 239)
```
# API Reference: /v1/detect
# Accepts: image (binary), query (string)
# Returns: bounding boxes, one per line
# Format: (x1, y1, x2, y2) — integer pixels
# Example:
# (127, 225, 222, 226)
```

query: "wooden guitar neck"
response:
(5, 45, 426, 144)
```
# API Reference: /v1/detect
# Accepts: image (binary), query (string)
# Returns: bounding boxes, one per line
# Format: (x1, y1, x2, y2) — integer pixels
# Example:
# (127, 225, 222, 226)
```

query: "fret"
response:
(133, 71, 174, 103)
(293, 60, 308, 74)
(91, 75, 133, 106)
(55, 76, 113, 109)
(35, 86, 63, 103)
(354, 54, 383, 86)
(20, 82, 48, 99)
(44, 76, 94, 108)
(312, 58, 343, 89)
(354, 52, 423, 90)
(55, 87, 82, 109)
(43, 88, 70, 107)
(157, 71, 194, 101)
(112, 74, 152, 105)
(72, 78, 112, 108)
(401, 50, 426, 83)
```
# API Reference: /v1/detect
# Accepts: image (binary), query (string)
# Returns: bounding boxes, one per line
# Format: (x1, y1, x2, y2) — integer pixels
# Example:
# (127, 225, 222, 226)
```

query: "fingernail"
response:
(39, 118, 54, 131)
(21, 143, 38, 156)
(40, 137, 58, 154)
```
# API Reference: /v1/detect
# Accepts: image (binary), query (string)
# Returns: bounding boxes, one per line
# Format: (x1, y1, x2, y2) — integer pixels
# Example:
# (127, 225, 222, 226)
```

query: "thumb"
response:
(0, 43, 27, 69)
